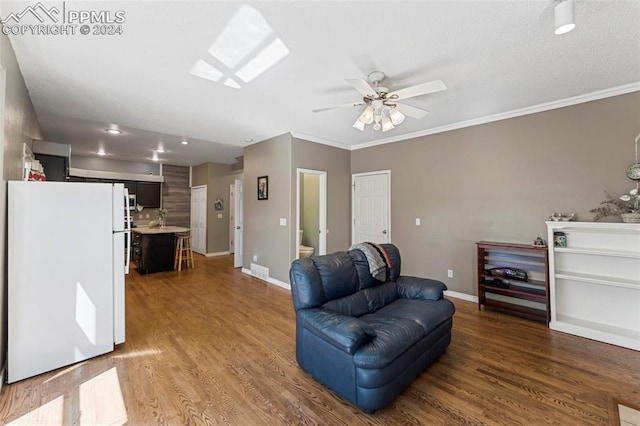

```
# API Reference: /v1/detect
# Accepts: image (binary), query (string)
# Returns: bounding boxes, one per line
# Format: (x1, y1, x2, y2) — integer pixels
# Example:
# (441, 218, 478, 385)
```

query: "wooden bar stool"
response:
(174, 234, 195, 271)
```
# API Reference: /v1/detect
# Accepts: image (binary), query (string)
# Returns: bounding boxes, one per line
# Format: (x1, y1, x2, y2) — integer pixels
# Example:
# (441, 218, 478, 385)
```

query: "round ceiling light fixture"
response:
(181, 140, 189, 145)
(105, 128, 122, 135)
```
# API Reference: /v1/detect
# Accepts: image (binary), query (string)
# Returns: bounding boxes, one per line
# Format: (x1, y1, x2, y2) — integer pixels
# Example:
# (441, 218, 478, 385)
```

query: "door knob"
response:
(236, 226, 241, 230)
(382, 230, 387, 234)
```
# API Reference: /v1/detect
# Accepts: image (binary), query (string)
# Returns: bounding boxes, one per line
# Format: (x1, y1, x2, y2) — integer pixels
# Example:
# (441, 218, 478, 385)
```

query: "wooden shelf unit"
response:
(546, 222, 640, 351)
(477, 241, 550, 323)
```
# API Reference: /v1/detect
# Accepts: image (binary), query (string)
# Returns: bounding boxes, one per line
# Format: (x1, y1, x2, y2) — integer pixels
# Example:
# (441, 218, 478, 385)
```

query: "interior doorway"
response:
(296, 169, 327, 259)
(352, 171, 390, 244)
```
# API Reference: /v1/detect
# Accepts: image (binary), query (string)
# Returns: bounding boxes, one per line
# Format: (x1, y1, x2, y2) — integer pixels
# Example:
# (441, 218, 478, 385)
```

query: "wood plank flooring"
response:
(1, 255, 638, 425)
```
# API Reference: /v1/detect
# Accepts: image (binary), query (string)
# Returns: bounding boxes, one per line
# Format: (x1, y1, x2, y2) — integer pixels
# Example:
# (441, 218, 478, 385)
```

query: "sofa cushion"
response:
(323, 281, 399, 317)
(353, 316, 425, 369)
(374, 298, 456, 334)
(348, 249, 382, 289)
(312, 252, 359, 301)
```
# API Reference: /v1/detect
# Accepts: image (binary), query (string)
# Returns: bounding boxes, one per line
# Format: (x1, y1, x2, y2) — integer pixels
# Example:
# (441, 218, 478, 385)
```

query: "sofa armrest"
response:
(298, 309, 374, 355)
(397, 276, 447, 301)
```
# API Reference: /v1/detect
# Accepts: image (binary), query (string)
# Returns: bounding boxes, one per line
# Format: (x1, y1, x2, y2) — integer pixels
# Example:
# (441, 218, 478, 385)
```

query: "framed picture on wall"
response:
(258, 176, 268, 200)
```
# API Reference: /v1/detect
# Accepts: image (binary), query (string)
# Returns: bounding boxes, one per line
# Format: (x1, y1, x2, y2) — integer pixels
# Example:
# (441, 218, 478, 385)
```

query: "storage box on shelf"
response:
(477, 241, 550, 323)
(546, 222, 640, 351)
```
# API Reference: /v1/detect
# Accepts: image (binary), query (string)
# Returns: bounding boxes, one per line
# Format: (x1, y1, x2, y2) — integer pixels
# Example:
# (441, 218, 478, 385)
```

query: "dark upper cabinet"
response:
(35, 154, 68, 182)
(136, 182, 161, 208)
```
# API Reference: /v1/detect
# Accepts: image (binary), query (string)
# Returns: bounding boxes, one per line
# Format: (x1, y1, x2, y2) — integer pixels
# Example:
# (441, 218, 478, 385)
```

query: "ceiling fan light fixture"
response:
(359, 106, 374, 124)
(389, 107, 405, 125)
(381, 116, 394, 132)
(555, 0, 575, 35)
(352, 118, 365, 131)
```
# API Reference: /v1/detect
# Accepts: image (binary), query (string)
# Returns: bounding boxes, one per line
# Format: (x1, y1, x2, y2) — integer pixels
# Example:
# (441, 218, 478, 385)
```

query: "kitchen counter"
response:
(131, 226, 190, 274)
(132, 226, 189, 235)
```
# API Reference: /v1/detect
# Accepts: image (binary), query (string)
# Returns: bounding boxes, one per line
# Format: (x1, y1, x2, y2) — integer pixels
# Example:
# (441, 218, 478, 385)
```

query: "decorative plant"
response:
(154, 208, 168, 220)
(589, 188, 639, 221)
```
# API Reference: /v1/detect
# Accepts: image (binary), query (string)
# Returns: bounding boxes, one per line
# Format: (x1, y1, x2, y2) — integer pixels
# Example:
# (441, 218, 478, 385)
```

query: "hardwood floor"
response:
(1, 255, 638, 425)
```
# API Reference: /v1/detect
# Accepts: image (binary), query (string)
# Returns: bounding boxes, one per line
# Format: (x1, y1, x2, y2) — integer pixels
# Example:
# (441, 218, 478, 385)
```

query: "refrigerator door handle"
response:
(124, 188, 130, 231)
(124, 230, 131, 274)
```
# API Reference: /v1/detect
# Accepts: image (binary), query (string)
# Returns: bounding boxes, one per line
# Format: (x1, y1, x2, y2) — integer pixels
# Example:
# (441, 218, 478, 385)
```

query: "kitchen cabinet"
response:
(136, 182, 161, 208)
(34, 153, 68, 182)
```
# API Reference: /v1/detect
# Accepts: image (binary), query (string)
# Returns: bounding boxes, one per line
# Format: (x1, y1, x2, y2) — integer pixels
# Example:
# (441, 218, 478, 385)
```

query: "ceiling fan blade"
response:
(345, 78, 377, 98)
(395, 103, 430, 119)
(312, 101, 364, 113)
(388, 80, 447, 101)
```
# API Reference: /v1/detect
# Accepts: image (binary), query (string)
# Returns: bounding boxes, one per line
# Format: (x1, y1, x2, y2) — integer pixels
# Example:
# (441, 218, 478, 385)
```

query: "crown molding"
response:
(350, 82, 640, 151)
(289, 131, 351, 150)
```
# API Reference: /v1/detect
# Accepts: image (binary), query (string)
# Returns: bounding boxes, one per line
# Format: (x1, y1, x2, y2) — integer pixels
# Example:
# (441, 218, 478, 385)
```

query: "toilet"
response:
(298, 230, 315, 258)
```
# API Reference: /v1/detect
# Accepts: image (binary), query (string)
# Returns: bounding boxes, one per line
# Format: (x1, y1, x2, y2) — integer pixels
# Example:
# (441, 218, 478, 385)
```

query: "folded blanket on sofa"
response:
(349, 242, 389, 281)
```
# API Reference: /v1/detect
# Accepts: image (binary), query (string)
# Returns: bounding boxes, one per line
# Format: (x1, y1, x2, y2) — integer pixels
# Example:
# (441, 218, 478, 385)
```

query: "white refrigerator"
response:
(8, 181, 130, 383)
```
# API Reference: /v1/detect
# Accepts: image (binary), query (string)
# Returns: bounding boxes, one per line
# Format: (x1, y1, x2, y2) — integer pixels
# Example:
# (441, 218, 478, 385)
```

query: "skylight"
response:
(208, 4, 272, 69)
(190, 5, 289, 89)
(189, 59, 223, 83)
(235, 38, 290, 83)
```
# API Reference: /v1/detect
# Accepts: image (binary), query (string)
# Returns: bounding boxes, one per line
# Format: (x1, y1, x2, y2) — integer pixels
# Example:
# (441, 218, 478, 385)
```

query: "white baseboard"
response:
(444, 290, 478, 303)
(241, 268, 291, 290)
(205, 251, 230, 257)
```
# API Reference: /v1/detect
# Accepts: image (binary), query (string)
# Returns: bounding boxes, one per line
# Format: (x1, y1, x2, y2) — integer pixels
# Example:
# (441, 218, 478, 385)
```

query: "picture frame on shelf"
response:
(257, 176, 268, 200)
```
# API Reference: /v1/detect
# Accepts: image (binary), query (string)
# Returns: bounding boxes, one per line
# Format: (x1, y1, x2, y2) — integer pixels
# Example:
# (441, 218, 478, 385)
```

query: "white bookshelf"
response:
(546, 222, 640, 351)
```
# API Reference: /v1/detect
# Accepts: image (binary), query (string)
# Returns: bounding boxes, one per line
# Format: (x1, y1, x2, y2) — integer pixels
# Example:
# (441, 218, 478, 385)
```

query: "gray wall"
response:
(192, 162, 242, 254)
(351, 92, 640, 296)
(243, 133, 292, 282)
(291, 137, 351, 262)
(0, 28, 43, 378)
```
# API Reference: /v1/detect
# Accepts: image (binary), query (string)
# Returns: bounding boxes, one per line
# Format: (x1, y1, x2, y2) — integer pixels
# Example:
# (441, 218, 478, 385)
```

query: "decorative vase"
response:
(621, 212, 640, 223)
(159, 217, 166, 228)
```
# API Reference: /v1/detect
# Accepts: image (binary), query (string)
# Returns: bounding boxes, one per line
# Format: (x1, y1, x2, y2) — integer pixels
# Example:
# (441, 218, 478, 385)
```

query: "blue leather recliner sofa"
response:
(289, 244, 455, 412)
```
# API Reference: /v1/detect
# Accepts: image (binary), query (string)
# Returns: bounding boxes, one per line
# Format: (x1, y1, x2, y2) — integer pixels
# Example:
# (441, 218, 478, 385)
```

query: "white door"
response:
(229, 184, 235, 253)
(233, 179, 243, 268)
(352, 171, 390, 244)
(190, 186, 207, 254)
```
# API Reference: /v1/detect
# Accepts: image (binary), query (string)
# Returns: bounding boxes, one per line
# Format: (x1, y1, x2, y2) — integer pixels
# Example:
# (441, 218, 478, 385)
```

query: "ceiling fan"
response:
(313, 71, 447, 132)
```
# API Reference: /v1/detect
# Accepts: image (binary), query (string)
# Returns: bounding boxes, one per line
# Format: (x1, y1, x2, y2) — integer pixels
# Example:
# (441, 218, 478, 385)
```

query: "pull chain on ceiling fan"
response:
(313, 71, 447, 133)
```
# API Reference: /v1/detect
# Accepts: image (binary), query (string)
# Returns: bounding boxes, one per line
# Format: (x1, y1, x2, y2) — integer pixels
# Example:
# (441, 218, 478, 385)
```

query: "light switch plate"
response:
(415, 218, 421, 226)
(279, 218, 287, 226)
(217, 213, 222, 219)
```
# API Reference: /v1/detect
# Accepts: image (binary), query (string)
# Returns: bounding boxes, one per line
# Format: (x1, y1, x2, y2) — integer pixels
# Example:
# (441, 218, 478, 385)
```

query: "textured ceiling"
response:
(5, 0, 640, 166)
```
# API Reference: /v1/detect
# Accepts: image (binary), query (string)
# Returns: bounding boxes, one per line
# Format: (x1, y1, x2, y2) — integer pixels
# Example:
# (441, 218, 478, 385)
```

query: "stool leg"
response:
(187, 237, 194, 268)
(174, 237, 180, 270)
(177, 238, 184, 271)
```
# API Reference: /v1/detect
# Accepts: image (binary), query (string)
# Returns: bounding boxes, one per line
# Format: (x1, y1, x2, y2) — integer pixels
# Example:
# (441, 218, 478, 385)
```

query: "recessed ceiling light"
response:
(152, 153, 159, 161)
(105, 128, 122, 135)
(97, 149, 106, 156)
(245, 138, 254, 143)
(181, 140, 189, 145)
(156, 147, 165, 153)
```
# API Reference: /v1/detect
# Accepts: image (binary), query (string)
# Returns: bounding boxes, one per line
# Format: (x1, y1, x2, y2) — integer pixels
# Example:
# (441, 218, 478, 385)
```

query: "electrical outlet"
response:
(447, 270, 453, 278)
(252, 255, 258, 262)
